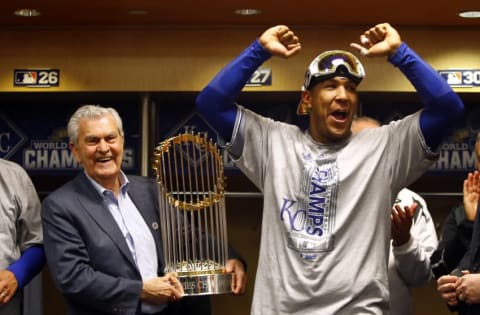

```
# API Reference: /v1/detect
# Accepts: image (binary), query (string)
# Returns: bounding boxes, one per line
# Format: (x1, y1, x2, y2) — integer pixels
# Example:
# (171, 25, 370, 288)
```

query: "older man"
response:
(42, 105, 246, 315)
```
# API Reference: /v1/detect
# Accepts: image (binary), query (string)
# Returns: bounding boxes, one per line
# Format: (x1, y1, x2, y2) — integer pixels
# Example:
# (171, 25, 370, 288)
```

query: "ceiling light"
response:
(234, 9, 262, 16)
(459, 10, 480, 18)
(13, 9, 41, 17)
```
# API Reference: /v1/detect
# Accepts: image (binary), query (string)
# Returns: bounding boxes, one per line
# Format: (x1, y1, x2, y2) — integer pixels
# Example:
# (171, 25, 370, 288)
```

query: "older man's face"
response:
(70, 114, 124, 188)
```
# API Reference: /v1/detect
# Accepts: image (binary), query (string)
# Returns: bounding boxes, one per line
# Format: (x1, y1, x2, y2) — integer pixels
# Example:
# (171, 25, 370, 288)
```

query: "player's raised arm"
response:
(195, 25, 301, 142)
(350, 23, 464, 149)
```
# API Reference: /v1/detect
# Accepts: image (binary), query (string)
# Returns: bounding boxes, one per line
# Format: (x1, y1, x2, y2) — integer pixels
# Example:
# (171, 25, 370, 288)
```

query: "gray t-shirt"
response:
(229, 106, 436, 315)
(0, 159, 42, 269)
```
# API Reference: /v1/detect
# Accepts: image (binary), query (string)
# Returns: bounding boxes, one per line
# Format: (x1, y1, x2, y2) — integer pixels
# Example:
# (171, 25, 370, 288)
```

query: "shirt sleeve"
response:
(388, 43, 464, 150)
(6, 162, 44, 288)
(7, 245, 45, 288)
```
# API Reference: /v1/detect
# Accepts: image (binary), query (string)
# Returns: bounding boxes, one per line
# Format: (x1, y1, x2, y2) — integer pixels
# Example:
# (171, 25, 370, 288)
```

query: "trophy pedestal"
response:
(179, 272, 233, 296)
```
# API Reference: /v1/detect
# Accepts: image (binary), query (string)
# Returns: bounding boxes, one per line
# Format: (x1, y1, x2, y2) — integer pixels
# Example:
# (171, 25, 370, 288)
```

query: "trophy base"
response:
(178, 272, 233, 296)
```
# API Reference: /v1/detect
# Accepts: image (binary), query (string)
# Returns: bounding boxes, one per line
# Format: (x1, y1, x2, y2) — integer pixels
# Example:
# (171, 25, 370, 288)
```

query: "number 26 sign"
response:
(14, 69, 60, 87)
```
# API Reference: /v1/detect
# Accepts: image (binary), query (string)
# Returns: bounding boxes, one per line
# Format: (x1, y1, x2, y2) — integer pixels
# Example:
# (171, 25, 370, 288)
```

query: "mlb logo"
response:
(14, 71, 37, 85)
(439, 70, 462, 86)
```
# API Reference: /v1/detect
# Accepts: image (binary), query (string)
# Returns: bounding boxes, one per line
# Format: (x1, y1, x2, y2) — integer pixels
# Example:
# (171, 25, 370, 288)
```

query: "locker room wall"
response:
(0, 26, 479, 93)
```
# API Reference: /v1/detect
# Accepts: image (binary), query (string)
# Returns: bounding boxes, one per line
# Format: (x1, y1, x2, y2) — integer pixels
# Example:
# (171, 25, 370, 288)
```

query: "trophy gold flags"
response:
(152, 129, 232, 295)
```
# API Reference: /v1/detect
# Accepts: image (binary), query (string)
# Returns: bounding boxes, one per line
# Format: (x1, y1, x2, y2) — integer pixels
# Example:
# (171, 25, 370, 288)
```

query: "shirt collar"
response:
(84, 170, 130, 197)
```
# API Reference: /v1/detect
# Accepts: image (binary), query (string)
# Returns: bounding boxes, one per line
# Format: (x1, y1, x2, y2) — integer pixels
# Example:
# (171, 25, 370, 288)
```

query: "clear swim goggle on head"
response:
(302, 50, 365, 91)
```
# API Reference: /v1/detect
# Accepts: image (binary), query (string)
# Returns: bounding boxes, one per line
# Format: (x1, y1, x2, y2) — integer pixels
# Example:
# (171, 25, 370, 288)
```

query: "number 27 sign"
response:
(246, 68, 272, 86)
(14, 69, 60, 87)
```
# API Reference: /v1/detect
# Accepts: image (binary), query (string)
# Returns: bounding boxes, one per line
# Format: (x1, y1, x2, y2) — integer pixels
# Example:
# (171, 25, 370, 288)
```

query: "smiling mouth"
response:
(96, 157, 113, 163)
(330, 110, 348, 121)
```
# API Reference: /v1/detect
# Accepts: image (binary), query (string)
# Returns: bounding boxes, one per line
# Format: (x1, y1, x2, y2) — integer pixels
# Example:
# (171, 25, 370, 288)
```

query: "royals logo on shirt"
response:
(280, 156, 338, 259)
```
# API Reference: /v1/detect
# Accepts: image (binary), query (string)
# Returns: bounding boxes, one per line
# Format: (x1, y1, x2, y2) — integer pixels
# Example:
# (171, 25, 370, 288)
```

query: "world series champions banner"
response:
(0, 98, 141, 176)
(0, 93, 477, 176)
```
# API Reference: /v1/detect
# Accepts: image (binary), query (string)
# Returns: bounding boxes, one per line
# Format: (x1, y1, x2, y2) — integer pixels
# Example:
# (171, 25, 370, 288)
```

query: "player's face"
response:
(70, 114, 124, 189)
(301, 77, 359, 144)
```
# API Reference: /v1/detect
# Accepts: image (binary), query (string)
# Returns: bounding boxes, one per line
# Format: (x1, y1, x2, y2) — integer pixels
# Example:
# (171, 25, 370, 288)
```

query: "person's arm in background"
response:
(433, 207, 475, 310)
(434, 171, 479, 309)
(0, 246, 45, 306)
(350, 23, 464, 150)
(226, 246, 247, 295)
(195, 25, 301, 142)
(0, 162, 45, 306)
(431, 206, 474, 279)
(392, 197, 438, 286)
(6, 245, 45, 288)
(431, 171, 479, 278)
